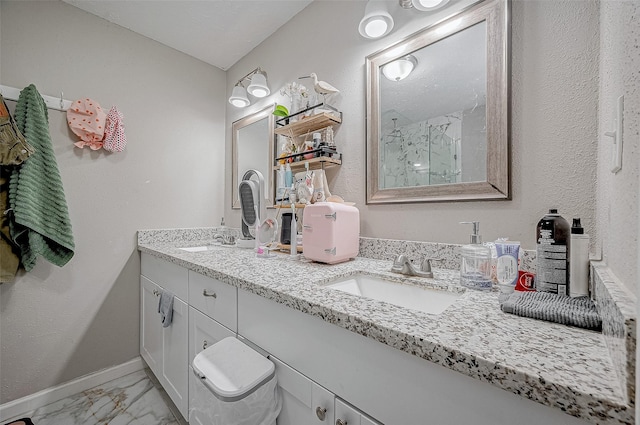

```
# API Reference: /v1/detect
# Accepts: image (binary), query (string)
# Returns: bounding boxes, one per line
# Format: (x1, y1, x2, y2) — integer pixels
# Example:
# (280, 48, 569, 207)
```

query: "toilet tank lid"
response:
(192, 337, 275, 401)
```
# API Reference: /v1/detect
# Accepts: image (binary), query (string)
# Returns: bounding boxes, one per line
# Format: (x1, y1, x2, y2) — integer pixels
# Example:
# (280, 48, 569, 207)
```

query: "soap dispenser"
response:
(459, 221, 492, 291)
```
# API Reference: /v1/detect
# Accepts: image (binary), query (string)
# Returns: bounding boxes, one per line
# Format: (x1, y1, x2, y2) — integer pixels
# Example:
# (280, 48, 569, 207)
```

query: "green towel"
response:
(8, 84, 74, 270)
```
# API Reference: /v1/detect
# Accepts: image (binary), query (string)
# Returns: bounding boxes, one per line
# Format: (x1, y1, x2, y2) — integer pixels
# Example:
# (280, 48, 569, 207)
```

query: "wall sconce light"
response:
(411, 0, 449, 12)
(358, 0, 394, 39)
(229, 67, 270, 108)
(382, 55, 418, 81)
(359, 0, 450, 39)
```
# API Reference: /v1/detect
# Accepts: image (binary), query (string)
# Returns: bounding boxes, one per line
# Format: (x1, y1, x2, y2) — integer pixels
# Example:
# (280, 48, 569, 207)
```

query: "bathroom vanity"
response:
(138, 228, 634, 425)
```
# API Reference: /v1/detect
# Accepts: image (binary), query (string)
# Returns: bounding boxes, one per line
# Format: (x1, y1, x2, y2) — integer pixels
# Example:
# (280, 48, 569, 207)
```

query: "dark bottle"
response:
(536, 209, 570, 296)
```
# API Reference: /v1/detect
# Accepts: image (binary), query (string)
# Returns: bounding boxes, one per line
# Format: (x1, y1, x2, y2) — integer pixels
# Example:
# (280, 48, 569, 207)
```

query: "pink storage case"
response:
(302, 202, 359, 264)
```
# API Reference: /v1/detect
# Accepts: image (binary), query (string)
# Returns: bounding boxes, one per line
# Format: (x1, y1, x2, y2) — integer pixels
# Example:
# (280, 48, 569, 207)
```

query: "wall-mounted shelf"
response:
(273, 156, 341, 171)
(274, 112, 342, 139)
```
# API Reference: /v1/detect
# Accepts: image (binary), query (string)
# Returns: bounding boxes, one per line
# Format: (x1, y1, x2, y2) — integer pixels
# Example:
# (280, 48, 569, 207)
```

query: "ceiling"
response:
(62, 0, 314, 71)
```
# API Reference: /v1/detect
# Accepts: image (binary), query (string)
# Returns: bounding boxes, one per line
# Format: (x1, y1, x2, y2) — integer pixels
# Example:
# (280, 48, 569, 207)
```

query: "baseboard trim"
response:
(0, 357, 144, 422)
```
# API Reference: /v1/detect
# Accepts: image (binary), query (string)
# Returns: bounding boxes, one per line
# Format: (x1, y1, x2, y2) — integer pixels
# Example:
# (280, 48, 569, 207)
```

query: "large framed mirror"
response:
(366, 0, 509, 204)
(232, 104, 275, 209)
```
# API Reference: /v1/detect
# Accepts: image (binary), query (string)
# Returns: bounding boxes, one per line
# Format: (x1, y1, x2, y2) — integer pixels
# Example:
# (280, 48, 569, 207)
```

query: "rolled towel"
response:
(499, 291, 601, 331)
(157, 289, 174, 328)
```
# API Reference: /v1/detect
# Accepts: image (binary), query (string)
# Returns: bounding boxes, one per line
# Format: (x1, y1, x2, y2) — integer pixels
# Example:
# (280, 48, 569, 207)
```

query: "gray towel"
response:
(158, 289, 174, 328)
(499, 291, 601, 331)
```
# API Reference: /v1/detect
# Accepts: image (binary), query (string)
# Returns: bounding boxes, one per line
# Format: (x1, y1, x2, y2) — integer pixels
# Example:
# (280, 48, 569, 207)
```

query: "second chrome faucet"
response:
(390, 254, 435, 278)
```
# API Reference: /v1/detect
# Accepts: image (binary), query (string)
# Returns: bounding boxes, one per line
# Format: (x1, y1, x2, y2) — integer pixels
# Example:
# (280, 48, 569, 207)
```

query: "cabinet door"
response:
(162, 295, 189, 420)
(188, 309, 236, 425)
(140, 276, 162, 375)
(271, 356, 314, 425)
(335, 399, 361, 425)
(311, 382, 335, 424)
(189, 307, 235, 365)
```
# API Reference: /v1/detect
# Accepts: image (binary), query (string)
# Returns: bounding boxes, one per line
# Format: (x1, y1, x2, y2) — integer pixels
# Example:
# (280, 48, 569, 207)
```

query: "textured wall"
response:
(225, 0, 600, 252)
(0, 2, 226, 403)
(597, 1, 639, 294)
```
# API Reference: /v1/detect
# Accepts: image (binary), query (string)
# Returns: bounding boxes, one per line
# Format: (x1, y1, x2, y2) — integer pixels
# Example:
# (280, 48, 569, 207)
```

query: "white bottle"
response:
(284, 163, 293, 189)
(459, 221, 493, 291)
(276, 164, 286, 202)
(569, 218, 590, 297)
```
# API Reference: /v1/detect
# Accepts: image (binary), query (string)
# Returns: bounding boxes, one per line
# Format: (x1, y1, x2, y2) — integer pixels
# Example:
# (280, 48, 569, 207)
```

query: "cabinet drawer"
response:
(188, 271, 237, 331)
(141, 253, 188, 300)
(188, 307, 235, 364)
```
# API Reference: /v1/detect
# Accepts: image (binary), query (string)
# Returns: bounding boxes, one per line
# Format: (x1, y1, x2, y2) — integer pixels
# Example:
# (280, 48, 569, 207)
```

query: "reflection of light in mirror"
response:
(382, 55, 418, 81)
(436, 18, 463, 35)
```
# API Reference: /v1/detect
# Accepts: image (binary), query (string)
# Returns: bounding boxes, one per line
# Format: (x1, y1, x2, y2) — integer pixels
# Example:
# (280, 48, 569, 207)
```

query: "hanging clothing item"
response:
(67, 98, 106, 150)
(0, 94, 34, 282)
(8, 84, 75, 271)
(0, 95, 35, 166)
(1, 174, 21, 283)
(102, 106, 127, 152)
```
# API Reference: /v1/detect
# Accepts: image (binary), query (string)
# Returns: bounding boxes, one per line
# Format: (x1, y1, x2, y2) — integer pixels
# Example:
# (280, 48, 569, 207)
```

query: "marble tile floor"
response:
(3, 369, 187, 425)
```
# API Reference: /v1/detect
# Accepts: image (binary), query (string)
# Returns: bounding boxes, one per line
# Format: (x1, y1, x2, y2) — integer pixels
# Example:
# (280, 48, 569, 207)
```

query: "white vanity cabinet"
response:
(140, 255, 189, 420)
(140, 254, 590, 425)
(237, 288, 591, 425)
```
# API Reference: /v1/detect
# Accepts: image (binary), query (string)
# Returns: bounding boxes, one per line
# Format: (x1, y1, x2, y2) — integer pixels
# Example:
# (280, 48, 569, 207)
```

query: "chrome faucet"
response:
(391, 254, 435, 278)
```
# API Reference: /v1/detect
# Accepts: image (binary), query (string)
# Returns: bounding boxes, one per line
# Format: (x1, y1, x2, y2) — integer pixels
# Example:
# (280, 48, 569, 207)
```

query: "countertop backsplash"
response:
(358, 236, 537, 272)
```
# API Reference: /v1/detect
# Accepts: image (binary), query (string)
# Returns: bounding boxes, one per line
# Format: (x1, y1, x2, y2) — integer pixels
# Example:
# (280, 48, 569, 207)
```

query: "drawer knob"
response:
(203, 340, 209, 350)
(203, 289, 217, 298)
(316, 407, 327, 421)
(336, 420, 347, 425)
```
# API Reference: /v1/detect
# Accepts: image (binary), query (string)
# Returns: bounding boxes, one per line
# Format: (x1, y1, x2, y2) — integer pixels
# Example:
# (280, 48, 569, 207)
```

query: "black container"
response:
(536, 209, 570, 295)
(280, 213, 292, 245)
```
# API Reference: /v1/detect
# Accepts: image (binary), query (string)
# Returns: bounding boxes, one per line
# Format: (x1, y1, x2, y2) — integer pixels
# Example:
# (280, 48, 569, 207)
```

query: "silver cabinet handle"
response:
(203, 289, 217, 298)
(316, 407, 327, 421)
(203, 340, 209, 350)
(336, 420, 347, 425)
(153, 289, 160, 297)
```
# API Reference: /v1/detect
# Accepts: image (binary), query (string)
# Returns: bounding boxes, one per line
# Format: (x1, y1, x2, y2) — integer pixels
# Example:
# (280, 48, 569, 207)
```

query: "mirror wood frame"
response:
(232, 104, 275, 209)
(366, 0, 510, 204)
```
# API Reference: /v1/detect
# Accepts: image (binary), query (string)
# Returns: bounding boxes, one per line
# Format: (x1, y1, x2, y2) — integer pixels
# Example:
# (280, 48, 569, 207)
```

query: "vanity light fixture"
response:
(359, 0, 450, 39)
(411, 0, 449, 12)
(359, 0, 394, 39)
(382, 55, 418, 81)
(229, 84, 250, 108)
(229, 67, 270, 108)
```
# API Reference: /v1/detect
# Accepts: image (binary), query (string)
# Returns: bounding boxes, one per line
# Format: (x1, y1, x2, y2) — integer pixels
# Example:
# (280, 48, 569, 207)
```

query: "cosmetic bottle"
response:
(459, 221, 492, 291)
(569, 218, 590, 297)
(536, 209, 570, 295)
(276, 164, 286, 202)
(284, 163, 293, 189)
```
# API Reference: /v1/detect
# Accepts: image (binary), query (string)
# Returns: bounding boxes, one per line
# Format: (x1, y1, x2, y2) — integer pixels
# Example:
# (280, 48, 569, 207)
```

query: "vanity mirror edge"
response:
(366, 0, 511, 204)
(232, 104, 276, 209)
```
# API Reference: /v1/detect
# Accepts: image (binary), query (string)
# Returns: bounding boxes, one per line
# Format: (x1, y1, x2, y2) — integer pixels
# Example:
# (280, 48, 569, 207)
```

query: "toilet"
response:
(191, 337, 281, 425)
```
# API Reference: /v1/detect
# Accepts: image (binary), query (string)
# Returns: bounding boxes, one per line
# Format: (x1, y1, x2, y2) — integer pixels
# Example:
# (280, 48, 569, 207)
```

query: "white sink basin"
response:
(324, 274, 461, 315)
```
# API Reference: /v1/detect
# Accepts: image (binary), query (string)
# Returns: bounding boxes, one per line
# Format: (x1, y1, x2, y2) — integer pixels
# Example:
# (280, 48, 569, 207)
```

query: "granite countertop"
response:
(138, 234, 633, 425)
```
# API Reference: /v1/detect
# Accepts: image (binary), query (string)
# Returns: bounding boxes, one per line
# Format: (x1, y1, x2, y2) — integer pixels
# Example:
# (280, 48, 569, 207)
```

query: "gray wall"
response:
(597, 1, 639, 296)
(0, 1, 226, 403)
(225, 1, 600, 254)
